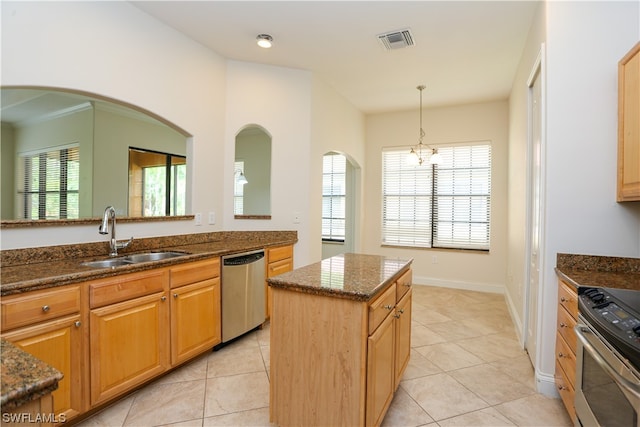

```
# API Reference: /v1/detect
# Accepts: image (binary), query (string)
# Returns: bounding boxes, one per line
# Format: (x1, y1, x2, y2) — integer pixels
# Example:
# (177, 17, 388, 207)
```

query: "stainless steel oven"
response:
(575, 287, 640, 427)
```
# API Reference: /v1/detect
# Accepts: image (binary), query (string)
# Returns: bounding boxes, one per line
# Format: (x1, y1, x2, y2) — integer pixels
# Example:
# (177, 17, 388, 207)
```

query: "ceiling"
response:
(131, 1, 540, 114)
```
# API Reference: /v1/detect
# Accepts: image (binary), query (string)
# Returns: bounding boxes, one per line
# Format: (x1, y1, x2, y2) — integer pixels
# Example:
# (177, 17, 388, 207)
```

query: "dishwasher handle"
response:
(223, 251, 265, 266)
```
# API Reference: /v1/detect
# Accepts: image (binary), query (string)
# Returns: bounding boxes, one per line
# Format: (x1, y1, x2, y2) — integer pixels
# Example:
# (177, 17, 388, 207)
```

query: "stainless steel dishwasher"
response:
(220, 250, 266, 344)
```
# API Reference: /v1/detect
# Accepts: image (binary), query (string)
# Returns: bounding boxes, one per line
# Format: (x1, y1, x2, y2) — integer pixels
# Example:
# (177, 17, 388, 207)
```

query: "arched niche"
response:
(234, 124, 271, 219)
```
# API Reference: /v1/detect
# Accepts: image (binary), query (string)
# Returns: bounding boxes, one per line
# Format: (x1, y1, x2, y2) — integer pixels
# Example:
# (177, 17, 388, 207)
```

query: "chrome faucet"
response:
(99, 206, 133, 256)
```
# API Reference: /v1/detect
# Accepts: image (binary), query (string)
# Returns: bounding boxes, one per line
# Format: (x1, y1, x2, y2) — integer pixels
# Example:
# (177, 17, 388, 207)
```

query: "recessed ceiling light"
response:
(256, 34, 273, 49)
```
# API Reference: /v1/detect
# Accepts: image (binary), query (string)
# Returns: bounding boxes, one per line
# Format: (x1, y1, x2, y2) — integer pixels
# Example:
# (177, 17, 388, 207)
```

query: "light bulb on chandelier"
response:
(407, 85, 441, 166)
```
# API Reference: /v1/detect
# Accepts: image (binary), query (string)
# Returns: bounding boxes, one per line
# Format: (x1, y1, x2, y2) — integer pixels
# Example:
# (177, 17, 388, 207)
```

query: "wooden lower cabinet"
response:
(265, 245, 293, 319)
(89, 291, 170, 405)
(170, 278, 221, 365)
(2, 314, 84, 421)
(1, 284, 85, 423)
(554, 280, 578, 424)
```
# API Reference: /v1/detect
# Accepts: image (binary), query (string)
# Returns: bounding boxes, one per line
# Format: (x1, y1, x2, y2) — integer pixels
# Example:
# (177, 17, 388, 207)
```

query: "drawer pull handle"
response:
(560, 322, 567, 328)
(384, 305, 393, 310)
(42, 305, 50, 312)
(560, 297, 567, 302)
(558, 352, 564, 358)
(173, 293, 179, 298)
(75, 321, 81, 328)
(558, 385, 567, 391)
(161, 296, 167, 302)
(397, 308, 405, 314)
(394, 314, 401, 319)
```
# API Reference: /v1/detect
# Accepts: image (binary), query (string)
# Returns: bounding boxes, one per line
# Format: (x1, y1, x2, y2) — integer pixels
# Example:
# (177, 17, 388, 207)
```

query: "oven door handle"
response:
(575, 324, 640, 399)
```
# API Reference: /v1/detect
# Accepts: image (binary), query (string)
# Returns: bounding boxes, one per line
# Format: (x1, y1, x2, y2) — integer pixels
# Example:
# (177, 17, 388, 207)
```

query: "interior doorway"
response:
(524, 45, 545, 369)
(321, 151, 359, 259)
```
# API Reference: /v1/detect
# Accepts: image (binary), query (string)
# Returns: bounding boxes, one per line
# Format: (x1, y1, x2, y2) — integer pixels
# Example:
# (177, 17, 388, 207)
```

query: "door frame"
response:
(523, 43, 547, 370)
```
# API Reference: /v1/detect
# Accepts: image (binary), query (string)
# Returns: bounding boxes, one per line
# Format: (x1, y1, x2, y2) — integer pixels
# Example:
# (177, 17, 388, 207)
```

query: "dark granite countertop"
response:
(1, 231, 297, 296)
(0, 339, 62, 411)
(267, 253, 413, 302)
(555, 252, 640, 291)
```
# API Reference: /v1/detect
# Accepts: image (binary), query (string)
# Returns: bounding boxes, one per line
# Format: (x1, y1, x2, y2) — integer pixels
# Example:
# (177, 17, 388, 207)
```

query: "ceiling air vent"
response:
(377, 29, 415, 51)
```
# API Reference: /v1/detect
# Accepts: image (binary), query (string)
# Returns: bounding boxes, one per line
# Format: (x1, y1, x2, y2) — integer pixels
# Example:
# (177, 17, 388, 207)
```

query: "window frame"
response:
(322, 153, 347, 242)
(381, 142, 491, 251)
(18, 144, 80, 220)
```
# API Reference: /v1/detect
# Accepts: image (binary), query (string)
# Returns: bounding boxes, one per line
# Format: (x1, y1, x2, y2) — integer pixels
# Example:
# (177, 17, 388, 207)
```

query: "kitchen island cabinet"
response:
(268, 253, 412, 427)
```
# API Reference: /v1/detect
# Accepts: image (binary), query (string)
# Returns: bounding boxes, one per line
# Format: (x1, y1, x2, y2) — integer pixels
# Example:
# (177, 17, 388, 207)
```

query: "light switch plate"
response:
(208, 211, 216, 224)
(195, 213, 202, 226)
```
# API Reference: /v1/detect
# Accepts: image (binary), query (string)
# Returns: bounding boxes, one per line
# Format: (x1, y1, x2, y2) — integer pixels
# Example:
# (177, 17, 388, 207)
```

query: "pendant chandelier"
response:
(407, 85, 442, 166)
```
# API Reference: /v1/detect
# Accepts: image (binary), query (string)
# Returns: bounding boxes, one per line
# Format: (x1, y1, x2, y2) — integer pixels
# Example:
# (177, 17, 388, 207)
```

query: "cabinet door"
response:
(394, 288, 412, 389)
(366, 313, 395, 427)
(3, 314, 84, 420)
(618, 42, 640, 201)
(171, 278, 221, 365)
(90, 292, 169, 405)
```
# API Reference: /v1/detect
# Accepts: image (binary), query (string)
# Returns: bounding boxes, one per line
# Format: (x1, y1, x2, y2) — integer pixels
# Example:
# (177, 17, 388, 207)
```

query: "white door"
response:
(525, 53, 544, 368)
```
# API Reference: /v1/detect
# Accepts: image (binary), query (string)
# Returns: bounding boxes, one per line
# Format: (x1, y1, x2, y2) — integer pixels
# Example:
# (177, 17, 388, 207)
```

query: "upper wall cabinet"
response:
(617, 42, 640, 202)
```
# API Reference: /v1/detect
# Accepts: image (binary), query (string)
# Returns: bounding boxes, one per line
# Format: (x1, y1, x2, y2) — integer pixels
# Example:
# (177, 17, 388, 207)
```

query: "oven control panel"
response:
(579, 287, 640, 369)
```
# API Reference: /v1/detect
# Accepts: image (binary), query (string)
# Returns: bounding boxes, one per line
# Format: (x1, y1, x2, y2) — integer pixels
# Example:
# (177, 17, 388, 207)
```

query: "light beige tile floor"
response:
(76, 285, 572, 427)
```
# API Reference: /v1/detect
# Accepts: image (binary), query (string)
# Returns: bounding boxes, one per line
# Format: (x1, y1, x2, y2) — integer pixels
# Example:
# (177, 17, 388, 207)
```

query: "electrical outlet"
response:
(431, 255, 438, 264)
(195, 213, 202, 226)
(293, 212, 301, 224)
(208, 211, 216, 225)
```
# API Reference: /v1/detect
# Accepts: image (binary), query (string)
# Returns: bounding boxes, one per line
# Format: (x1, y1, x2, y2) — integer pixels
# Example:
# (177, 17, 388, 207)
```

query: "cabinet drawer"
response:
(90, 269, 168, 308)
(1, 285, 80, 331)
(268, 258, 293, 278)
(555, 332, 576, 387)
(555, 359, 576, 424)
(558, 281, 578, 319)
(557, 305, 577, 351)
(268, 245, 293, 263)
(395, 269, 412, 301)
(171, 258, 220, 288)
(368, 284, 396, 335)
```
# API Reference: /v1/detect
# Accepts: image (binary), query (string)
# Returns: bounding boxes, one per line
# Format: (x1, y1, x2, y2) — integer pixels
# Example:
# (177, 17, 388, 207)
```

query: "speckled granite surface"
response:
(0, 231, 297, 296)
(267, 253, 412, 301)
(0, 339, 62, 411)
(555, 253, 640, 291)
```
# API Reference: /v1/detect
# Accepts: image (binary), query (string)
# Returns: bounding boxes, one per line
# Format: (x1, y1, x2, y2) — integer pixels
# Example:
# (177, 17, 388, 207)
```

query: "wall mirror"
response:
(1, 87, 189, 223)
(234, 125, 271, 219)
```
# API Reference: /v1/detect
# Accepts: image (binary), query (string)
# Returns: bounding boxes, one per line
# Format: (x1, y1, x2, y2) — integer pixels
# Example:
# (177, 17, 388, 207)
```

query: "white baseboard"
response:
(535, 370, 559, 397)
(504, 289, 525, 347)
(412, 275, 505, 295)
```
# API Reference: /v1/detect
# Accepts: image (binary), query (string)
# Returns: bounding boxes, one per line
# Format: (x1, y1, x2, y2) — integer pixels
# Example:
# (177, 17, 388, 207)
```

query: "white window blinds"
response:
(18, 145, 80, 220)
(433, 144, 491, 250)
(382, 143, 491, 251)
(382, 149, 433, 247)
(322, 153, 346, 241)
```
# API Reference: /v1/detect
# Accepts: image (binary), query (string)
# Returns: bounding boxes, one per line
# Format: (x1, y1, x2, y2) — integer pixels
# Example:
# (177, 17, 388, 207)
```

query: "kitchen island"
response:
(267, 253, 413, 427)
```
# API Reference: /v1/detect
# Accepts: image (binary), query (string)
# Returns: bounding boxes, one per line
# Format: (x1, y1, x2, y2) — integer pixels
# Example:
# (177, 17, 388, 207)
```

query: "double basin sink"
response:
(81, 251, 188, 269)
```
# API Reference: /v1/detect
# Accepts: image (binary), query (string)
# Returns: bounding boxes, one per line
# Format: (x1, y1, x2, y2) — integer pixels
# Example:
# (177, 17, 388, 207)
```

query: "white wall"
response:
(1, 1, 227, 248)
(311, 77, 366, 262)
(538, 0, 640, 388)
(223, 60, 313, 266)
(506, 1, 546, 345)
(363, 101, 509, 293)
